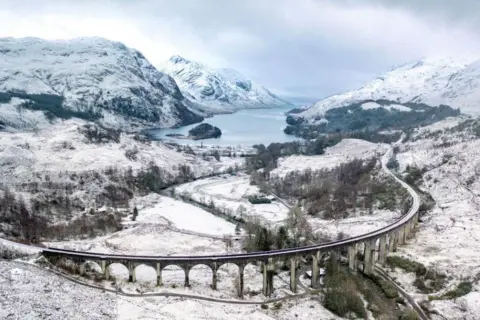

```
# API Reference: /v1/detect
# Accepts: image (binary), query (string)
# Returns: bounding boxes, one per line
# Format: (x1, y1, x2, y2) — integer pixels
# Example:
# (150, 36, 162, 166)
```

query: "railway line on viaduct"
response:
(41, 140, 421, 298)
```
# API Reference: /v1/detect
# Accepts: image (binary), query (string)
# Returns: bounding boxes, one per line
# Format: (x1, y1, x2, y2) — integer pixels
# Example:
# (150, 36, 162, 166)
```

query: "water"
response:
(147, 107, 301, 146)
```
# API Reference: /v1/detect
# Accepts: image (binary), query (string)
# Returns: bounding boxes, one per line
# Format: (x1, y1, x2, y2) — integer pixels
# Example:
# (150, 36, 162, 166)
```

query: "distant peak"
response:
(169, 55, 190, 64)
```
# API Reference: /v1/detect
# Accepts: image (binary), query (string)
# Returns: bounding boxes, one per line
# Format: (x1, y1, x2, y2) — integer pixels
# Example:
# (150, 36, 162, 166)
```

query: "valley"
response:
(1, 30, 480, 320)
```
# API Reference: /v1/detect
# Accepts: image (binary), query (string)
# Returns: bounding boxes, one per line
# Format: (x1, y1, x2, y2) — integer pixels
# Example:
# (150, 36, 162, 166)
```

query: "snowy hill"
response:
(0, 37, 204, 130)
(159, 55, 291, 114)
(297, 55, 480, 122)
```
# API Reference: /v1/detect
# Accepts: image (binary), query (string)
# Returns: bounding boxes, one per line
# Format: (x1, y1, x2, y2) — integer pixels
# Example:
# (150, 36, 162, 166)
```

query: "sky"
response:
(1, 0, 480, 105)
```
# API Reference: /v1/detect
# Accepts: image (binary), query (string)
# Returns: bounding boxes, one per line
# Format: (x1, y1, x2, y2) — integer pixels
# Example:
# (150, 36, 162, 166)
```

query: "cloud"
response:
(0, 0, 479, 102)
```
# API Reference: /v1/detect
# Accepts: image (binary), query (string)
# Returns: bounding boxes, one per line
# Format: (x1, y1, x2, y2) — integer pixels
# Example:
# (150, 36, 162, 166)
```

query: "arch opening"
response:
(161, 264, 187, 288)
(216, 263, 240, 293)
(134, 263, 157, 284)
(106, 262, 129, 283)
(188, 264, 213, 288)
(242, 261, 264, 297)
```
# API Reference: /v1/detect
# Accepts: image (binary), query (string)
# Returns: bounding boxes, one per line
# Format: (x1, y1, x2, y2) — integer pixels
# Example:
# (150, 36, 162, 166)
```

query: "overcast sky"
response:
(1, 0, 480, 104)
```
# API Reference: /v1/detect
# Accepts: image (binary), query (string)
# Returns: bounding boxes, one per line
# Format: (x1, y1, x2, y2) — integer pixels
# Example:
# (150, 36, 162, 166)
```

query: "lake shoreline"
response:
(146, 107, 300, 146)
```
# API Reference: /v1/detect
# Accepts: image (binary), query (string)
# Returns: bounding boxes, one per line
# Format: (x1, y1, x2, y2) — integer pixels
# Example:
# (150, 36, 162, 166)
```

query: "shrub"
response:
(396, 296, 406, 305)
(372, 276, 399, 299)
(124, 146, 139, 160)
(386, 256, 426, 276)
(260, 304, 269, 310)
(79, 124, 120, 144)
(248, 195, 272, 204)
(324, 288, 367, 319)
(430, 281, 473, 300)
(404, 166, 423, 185)
(273, 302, 282, 310)
(399, 308, 420, 320)
(413, 278, 429, 294)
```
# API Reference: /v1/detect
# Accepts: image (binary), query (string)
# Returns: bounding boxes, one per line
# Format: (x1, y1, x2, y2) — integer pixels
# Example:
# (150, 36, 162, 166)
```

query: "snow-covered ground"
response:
(310, 209, 400, 240)
(41, 192, 285, 301)
(361, 101, 412, 112)
(1, 259, 342, 320)
(132, 194, 236, 236)
(175, 174, 290, 225)
(390, 117, 480, 319)
(0, 119, 242, 179)
(272, 139, 387, 177)
(0, 119, 245, 230)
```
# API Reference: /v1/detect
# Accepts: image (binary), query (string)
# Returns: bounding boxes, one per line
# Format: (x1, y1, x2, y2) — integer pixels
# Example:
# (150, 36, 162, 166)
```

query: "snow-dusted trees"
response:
(268, 157, 407, 219)
(285, 206, 313, 247)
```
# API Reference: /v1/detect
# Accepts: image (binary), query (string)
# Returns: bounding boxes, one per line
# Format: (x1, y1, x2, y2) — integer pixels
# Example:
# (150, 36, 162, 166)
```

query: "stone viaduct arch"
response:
(40, 145, 421, 298)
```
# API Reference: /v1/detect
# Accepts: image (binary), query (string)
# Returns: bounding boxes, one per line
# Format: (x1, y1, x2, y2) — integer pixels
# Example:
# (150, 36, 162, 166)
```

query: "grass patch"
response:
(399, 308, 420, 320)
(387, 256, 447, 294)
(429, 281, 473, 300)
(370, 275, 399, 299)
(386, 256, 427, 276)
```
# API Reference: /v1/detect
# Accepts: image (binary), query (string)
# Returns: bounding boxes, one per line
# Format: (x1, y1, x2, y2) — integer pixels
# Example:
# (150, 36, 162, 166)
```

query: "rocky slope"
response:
(159, 55, 291, 114)
(297, 55, 480, 122)
(0, 37, 204, 131)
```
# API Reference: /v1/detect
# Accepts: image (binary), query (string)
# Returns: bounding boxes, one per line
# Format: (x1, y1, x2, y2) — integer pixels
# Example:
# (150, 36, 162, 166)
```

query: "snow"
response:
(46, 222, 233, 257)
(415, 116, 465, 134)
(0, 37, 202, 129)
(0, 238, 42, 257)
(272, 139, 387, 177)
(0, 119, 245, 218)
(135, 195, 236, 236)
(383, 117, 480, 318)
(361, 101, 412, 112)
(0, 260, 117, 319)
(175, 175, 290, 225)
(0, 97, 51, 131)
(310, 209, 400, 239)
(299, 55, 480, 120)
(159, 55, 290, 114)
(2, 258, 345, 320)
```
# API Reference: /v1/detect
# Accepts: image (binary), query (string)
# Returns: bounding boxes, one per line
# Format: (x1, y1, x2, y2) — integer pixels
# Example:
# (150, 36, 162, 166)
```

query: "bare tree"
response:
(286, 206, 313, 247)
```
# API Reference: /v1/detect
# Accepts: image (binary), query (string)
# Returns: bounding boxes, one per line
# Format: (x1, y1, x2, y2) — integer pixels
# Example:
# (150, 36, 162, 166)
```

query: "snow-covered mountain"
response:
(297, 55, 480, 121)
(159, 55, 291, 114)
(0, 37, 204, 130)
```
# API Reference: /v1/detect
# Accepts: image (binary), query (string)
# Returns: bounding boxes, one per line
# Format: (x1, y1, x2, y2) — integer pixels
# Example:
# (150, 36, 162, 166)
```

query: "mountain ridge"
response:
(297, 55, 480, 122)
(0, 37, 204, 131)
(159, 55, 291, 114)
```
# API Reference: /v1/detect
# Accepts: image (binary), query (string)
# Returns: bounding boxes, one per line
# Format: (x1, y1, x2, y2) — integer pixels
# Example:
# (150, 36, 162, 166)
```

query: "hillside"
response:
(296, 55, 480, 122)
(0, 37, 204, 131)
(285, 99, 460, 139)
(160, 55, 291, 114)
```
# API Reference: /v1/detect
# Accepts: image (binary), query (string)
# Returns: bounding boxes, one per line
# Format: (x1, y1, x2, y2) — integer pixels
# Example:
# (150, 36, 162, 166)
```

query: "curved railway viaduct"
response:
(42, 141, 420, 298)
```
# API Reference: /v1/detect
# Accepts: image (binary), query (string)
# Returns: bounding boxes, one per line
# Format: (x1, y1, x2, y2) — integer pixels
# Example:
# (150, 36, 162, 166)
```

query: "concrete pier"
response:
(363, 240, 375, 275)
(238, 264, 245, 298)
(156, 263, 162, 286)
(290, 257, 297, 293)
(311, 252, 319, 289)
(348, 244, 357, 273)
(378, 235, 388, 266)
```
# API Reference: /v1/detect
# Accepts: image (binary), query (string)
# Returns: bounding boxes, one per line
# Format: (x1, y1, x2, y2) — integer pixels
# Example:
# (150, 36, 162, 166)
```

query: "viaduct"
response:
(42, 144, 420, 298)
